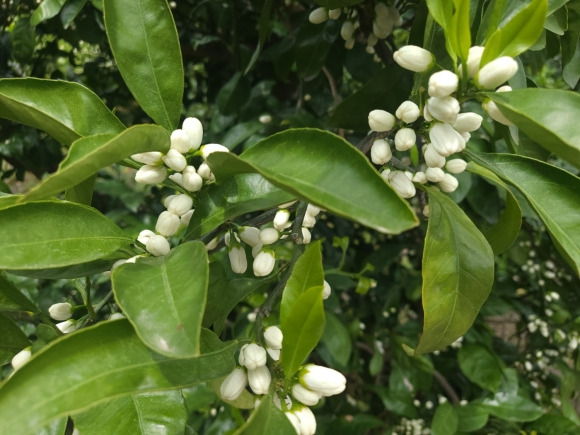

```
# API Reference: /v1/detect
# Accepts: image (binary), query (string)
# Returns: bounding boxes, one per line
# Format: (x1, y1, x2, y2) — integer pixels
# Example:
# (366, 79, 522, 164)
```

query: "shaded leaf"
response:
(458, 343, 503, 392)
(431, 402, 458, 435)
(0, 312, 30, 365)
(31, 0, 66, 25)
(0, 275, 39, 313)
(234, 397, 296, 435)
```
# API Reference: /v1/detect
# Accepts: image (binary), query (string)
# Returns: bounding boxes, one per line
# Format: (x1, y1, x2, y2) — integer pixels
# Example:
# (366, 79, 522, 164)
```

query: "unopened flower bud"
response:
(259, 114, 272, 124)
(306, 204, 321, 216)
(370, 139, 392, 165)
(162, 149, 187, 172)
(294, 406, 317, 435)
(328, 8, 341, 19)
(201, 143, 229, 159)
(137, 229, 155, 245)
(166, 194, 193, 216)
(135, 165, 167, 185)
(11, 347, 31, 370)
(251, 243, 263, 258)
(375, 2, 389, 16)
(476, 56, 519, 90)
(248, 365, 271, 395)
(264, 326, 283, 350)
(428, 70, 458, 98)
(220, 367, 247, 401)
(309, 7, 328, 24)
(274, 209, 291, 231)
(393, 45, 435, 72)
(429, 123, 465, 156)
(496, 85, 512, 93)
(439, 173, 459, 192)
(373, 17, 394, 39)
(156, 211, 180, 237)
(131, 152, 163, 165)
(453, 112, 483, 133)
(340, 21, 355, 40)
(49, 302, 73, 321)
(109, 312, 125, 320)
(259, 228, 279, 245)
(446, 158, 468, 174)
(197, 162, 214, 180)
(240, 343, 267, 370)
(426, 167, 445, 182)
(458, 46, 485, 79)
(390, 5, 403, 26)
(292, 384, 322, 406)
(302, 212, 316, 228)
(266, 347, 280, 361)
(483, 99, 513, 126)
(322, 280, 331, 299)
(146, 235, 171, 257)
(229, 245, 247, 274)
(394, 128, 416, 151)
(413, 171, 427, 184)
(426, 96, 460, 123)
(388, 171, 416, 199)
(253, 249, 276, 277)
(182, 117, 204, 150)
(239, 226, 260, 247)
(423, 144, 446, 168)
(344, 38, 355, 50)
(170, 129, 191, 154)
(367, 33, 378, 47)
(368, 110, 395, 132)
(396, 101, 420, 123)
(56, 319, 78, 334)
(205, 238, 218, 250)
(285, 412, 301, 434)
(180, 209, 194, 227)
(181, 166, 203, 192)
(301, 227, 312, 244)
(168, 173, 182, 186)
(300, 364, 346, 396)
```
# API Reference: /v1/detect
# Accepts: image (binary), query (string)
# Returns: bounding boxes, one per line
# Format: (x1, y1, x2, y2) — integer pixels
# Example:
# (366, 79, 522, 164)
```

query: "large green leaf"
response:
(103, 0, 183, 131)
(21, 125, 170, 203)
(411, 187, 494, 355)
(235, 397, 296, 435)
(0, 321, 236, 435)
(206, 129, 419, 235)
(184, 174, 295, 240)
(487, 89, 580, 167)
(8, 255, 124, 280)
(0, 78, 125, 146)
(0, 312, 31, 365)
(73, 391, 187, 435)
(31, 0, 66, 25)
(113, 242, 208, 358)
(0, 275, 39, 312)
(467, 151, 580, 275)
(0, 201, 133, 270)
(458, 343, 503, 392)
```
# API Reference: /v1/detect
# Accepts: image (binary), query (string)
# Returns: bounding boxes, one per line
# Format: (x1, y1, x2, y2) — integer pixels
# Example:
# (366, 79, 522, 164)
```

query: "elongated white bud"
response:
(300, 364, 346, 396)
(340, 21, 355, 40)
(156, 211, 180, 237)
(168, 173, 182, 186)
(197, 162, 215, 180)
(344, 38, 355, 50)
(309, 7, 328, 24)
(201, 143, 229, 159)
(453, 112, 483, 133)
(220, 367, 247, 401)
(393, 45, 435, 72)
(137, 229, 155, 245)
(368, 110, 395, 132)
(302, 212, 316, 228)
(170, 129, 191, 154)
(294, 406, 317, 435)
(274, 209, 291, 231)
(428, 70, 458, 98)
(166, 194, 193, 216)
(439, 173, 459, 192)
(476, 56, 519, 90)
(370, 139, 392, 165)
(56, 319, 78, 334)
(240, 343, 267, 370)
(181, 209, 194, 226)
(292, 384, 322, 406)
(49, 302, 73, 321)
(266, 347, 280, 361)
(388, 171, 416, 198)
(253, 249, 275, 276)
(181, 166, 203, 192)
(264, 326, 283, 350)
(446, 158, 468, 174)
(285, 412, 301, 434)
(426, 167, 445, 182)
(322, 280, 331, 299)
(239, 226, 261, 247)
(426, 96, 460, 124)
(423, 144, 446, 168)
(248, 365, 271, 395)
(373, 16, 394, 39)
(182, 117, 204, 150)
(429, 123, 465, 156)
(375, 2, 389, 16)
(259, 228, 279, 245)
(11, 347, 31, 370)
(135, 165, 167, 185)
(306, 204, 321, 216)
(229, 245, 247, 274)
(146, 235, 171, 256)
(483, 99, 513, 126)
(162, 149, 187, 172)
(131, 152, 163, 165)
(396, 101, 420, 123)
(394, 128, 416, 151)
(458, 46, 485, 79)
(301, 227, 312, 244)
(413, 171, 427, 184)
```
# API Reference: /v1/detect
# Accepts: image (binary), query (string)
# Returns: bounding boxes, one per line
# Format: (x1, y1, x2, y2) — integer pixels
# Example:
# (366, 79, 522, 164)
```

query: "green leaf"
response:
(244, 0, 273, 74)
(183, 174, 294, 240)
(0, 312, 30, 365)
(320, 312, 352, 367)
(481, 394, 544, 422)
(426, 0, 455, 60)
(216, 72, 251, 116)
(458, 343, 503, 392)
(113, 242, 208, 358)
(73, 391, 187, 435)
(0, 78, 125, 145)
(0, 321, 236, 435)
(412, 187, 494, 355)
(528, 414, 580, 435)
(466, 162, 522, 254)
(481, 0, 548, 66)
(467, 151, 580, 275)
(456, 404, 489, 432)
(31, 0, 66, 26)
(234, 397, 296, 435)
(431, 402, 458, 435)
(21, 126, 170, 203)
(60, 0, 88, 28)
(449, 0, 472, 62)
(295, 20, 338, 78)
(11, 17, 36, 64)
(8, 255, 123, 280)
(487, 88, 580, 167)
(103, 0, 183, 131)
(222, 121, 265, 150)
(281, 287, 325, 378)
(0, 275, 39, 312)
(37, 417, 67, 435)
(206, 129, 419, 235)
(64, 174, 96, 206)
(0, 201, 133, 270)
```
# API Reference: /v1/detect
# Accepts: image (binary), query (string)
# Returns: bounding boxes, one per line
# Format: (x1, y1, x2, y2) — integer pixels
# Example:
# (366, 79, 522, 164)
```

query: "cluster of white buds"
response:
(308, 7, 341, 25)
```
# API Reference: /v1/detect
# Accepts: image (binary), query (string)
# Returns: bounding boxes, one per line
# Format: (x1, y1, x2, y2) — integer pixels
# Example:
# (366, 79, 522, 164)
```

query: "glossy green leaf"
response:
(467, 151, 580, 275)
(456, 404, 489, 432)
(60, 0, 88, 28)
(0, 201, 133, 270)
(431, 402, 458, 435)
(31, 0, 66, 26)
(487, 89, 580, 167)
(281, 286, 325, 378)
(222, 121, 264, 150)
(0, 78, 125, 146)
(466, 162, 522, 254)
(37, 417, 67, 435)
(0, 275, 39, 312)
(184, 174, 294, 240)
(206, 129, 419, 235)
(65, 174, 96, 206)
(481, 0, 548, 66)
(113, 242, 208, 358)
(103, 0, 183, 131)
(0, 321, 236, 435)
(11, 17, 36, 64)
(426, 0, 455, 60)
(481, 394, 544, 422)
(320, 311, 352, 367)
(328, 65, 413, 131)
(73, 391, 187, 435)
(0, 312, 30, 365)
(411, 187, 494, 355)
(235, 397, 296, 435)
(528, 414, 580, 435)
(281, 242, 324, 326)
(449, 0, 471, 62)
(458, 343, 503, 392)
(8, 255, 123, 280)
(0, 195, 20, 211)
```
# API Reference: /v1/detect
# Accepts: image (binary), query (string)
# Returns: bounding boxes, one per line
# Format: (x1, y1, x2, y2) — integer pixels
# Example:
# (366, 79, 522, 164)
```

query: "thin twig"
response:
(433, 369, 460, 404)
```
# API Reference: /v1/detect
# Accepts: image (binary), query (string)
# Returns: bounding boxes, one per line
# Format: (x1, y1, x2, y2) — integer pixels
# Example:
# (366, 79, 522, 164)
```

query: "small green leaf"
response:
(113, 242, 208, 358)
(11, 17, 36, 64)
(426, 0, 455, 60)
(216, 73, 251, 116)
(103, 0, 183, 131)
(0, 78, 125, 145)
(412, 187, 494, 355)
(0, 321, 236, 434)
(487, 88, 580, 167)
(456, 404, 489, 432)
(0, 275, 39, 312)
(60, 0, 88, 28)
(0, 312, 31, 365)
(449, 0, 472, 62)
(431, 402, 459, 435)
(458, 343, 503, 392)
(234, 397, 296, 435)
(31, 0, 66, 26)
(206, 129, 419, 235)
(0, 201, 133, 270)
(481, 395, 544, 422)
(320, 312, 352, 367)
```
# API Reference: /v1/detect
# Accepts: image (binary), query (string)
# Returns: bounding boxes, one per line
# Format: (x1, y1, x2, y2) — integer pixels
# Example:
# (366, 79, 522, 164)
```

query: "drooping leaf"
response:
(449, 0, 471, 63)
(320, 311, 352, 367)
(235, 396, 296, 435)
(0, 312, 31, 365)
(458, 343, 503, 392)
(411, 187, 494, 355)
(0, 321, 236, 435)
(206, 129, 419, 235)
(0, 275, 39, 312)
(0, 201, 133, 270)
(113, 242, 208, 358)
(103, 0, 183, 131)
(60, 0, 88, 28)
(31, 0, 66, 26)
(0, 78, 125, 145)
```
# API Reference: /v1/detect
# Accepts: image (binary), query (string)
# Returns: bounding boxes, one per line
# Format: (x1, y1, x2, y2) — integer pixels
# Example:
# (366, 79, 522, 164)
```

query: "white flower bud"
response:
(180, 209, 194, 227)
(439, 173, 459, 192)
(131, 152, 163, 165)
(425, 96, 460, 123)
(423, 204, 430, 217)
(182, 117, 204, 151)
(453, 112, 483, 133)
(302, 212, 316, 228)
(426, 167, 445, 182)
(137, 229, 156, 245)
(340, 21, 355, 40)
(238, 226, 261, 247)
(135, 165, 167, 185)
(396, 101, 420, 123)
(428, 70, 458, 98)
(301, 227, 312, 244)
(375, 2, 389, 17)
(458, 46, 485, 79)
(476, 56, 519, 90)
(322, 280, 331, 299)
(423, 143, 446, 168)
(166, 194, 193, 216)
(229, 245, 247, 274)
(11, 347, 31, 370)
(248, 365, 271, 395)
(295, 406, 317, 435)
(306, 204, 321, 216)
(380, 168, 391, 181)
(446, 158, 468, 174)
(292, 384, 322, 406)
(162, 149, 187, 172)
(388, 170, 416, 198)
(201, 143, 229, 159)
(483, 99, 513, 126)
(48, 302, 73, 321)
(285, 412, 301, 434)
(56, 319, 78, 334)
(181, 166, 203, 192)
(367, 33, 378, 47)
(197, 162, 215, 180)
(146, 235, 171, 257)
(344, 38, 355, 50)
(429, 123, 465, 156)
(240, 343, 267, 370)
(368, 110, 395, 132)
(170, 129, 191, 153)
(423, 104, 433, 121)
(496, 85, 512, 93)
(300, 364, 346, 396)
(266, 347, 280, 361)
(253, 249, 276, 276)
(394, 128, 416, 151)
(274, 209, 291, 231)
(259, 228, 279, 245)
(168, 173, 182, 186)
(370, 139, 392, 165)
(259, 114, 272, 124)
(109, 313, 125, 320)
(252, 243, 263, 258)
(220, 367, 247, 401)
(264, 326, 283, 350)
(328, 8, 341, 19)
(413, 171, 427, 184)
(309, 7, 328, 24)
(393, 45, 435, 72)
(390, 5, 403, 26)
(155, 211, 181, 237)
(373, 17, 394, 39)
(163, 194, 178, 209)
(205, 238, 218, 250)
